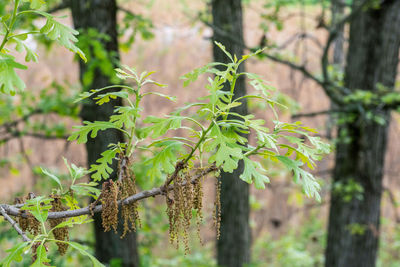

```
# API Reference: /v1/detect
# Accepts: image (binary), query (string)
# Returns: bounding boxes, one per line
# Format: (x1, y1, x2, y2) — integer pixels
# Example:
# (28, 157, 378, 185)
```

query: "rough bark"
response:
(211, 1, 251, 267)
(70, 1, 139, 266)
(325, 1, 400, 267)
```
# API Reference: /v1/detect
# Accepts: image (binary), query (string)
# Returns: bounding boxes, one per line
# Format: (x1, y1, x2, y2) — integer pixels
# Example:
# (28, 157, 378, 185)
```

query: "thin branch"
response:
(0, 165, 218, 220)
(291, 109, 343, 118)
(320, 0, 370, 96)
(46, 0, 70, 14)
(0, 206, 31, 242)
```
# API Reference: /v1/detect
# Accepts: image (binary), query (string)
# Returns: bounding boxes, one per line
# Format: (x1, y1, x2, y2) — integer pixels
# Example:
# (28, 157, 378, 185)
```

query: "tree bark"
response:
(211, 1, 251, 267)
(70, 1, 139, 266)
(325, 1, 400, 267)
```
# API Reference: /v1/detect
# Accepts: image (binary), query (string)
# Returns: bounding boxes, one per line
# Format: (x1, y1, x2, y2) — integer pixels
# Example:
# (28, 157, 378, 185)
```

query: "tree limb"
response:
(0, 206, 31, 242)
(0, 165, 218, 220)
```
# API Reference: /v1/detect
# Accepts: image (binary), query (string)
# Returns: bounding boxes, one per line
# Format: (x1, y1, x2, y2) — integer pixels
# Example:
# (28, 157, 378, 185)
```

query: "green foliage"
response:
(119, 11, 154, 52)
(37, 11, 86, 62)
(89, 148, 119, 181)
(76, 28, 118, 87)
(20, 196, 53, 223)
(0, 0, 86, 95)
(0, 2, 330, 261)
(0, 54, 27, 95)
(333, 179, 364, 202)
(1, 242, 30, 266)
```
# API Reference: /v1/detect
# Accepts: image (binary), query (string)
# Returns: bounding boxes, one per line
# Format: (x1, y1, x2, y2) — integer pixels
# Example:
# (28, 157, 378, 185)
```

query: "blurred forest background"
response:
(1, 0, 400, 266)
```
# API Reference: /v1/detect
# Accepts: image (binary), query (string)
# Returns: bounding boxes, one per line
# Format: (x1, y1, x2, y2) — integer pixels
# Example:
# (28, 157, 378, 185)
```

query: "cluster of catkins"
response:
(15, 193, 69, 262)
(165, 168, 215, 254)
(101, 155, 140, 238)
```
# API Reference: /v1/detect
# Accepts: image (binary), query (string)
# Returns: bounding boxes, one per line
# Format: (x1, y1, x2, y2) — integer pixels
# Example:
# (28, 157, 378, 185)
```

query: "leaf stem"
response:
(0, 0, 19, 51)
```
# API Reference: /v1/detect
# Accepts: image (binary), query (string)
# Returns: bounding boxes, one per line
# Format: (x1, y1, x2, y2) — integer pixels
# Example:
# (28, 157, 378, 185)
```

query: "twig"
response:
(0, 206, 31, 242)
(0, 165, 218, 220)
(291, 109, 343, 118)
(46, 0, 70, 14)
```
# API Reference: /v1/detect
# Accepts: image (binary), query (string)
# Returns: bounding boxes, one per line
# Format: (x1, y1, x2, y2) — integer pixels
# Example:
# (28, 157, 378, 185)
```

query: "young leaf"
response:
(68, 242, 105, 267)
(13, 37, 39, 62)
(0, 54, 27, 95)
(71, 182, 101, 198)
(145, 140, 182, 181)
(141, 115, 185, 138)
(41, 167, 63, 191)
(240, 157, 270, 189)
(94, 91, 129, 105)
(21, 0, 46, 9)
(68, 121, 120, 144)
(89, 149, 118, 181)
(31, 244, 52, 267)
(20, 196, 53, 223)
(110, 106, 139, 129)
(207, 125, 244, 172)
(180, 62, 220, 87)
(214, 41, 233, 62)
(276, 156, 321, 201)
(0, 242, 29, 267)
(37, 12, 86, 62)
(209, 143, 243, 173)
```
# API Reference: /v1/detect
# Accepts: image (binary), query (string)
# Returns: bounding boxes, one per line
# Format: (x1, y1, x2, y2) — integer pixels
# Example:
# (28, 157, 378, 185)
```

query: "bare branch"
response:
(0, 165, 218, 220)
(0, 206, 31, 242)
(291, 109, 343, 119)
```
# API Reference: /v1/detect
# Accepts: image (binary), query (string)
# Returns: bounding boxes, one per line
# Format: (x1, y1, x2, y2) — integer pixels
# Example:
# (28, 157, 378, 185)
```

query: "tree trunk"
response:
(326, 0, 345, 139)
(325, 1, 400, 267)
(70, 1, 139, 266)
(211, 1, 251, 267)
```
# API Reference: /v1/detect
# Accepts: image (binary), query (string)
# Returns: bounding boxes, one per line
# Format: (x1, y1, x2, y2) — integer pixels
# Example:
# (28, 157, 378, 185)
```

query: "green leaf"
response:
(31, 244, 53, 267)
(89, 149, 118, 181)
(141, 115, 185, 138)
(20, 196, 53, 223)
(94, 91, 129, 105)
(276, 156, 321, 201)
(64, 158, 89, 181)
(71, 182, 101, 198)
(145, 140, 182, 181)
(0, 242, 29, 267)
(68, 241, 105, 267)
(245, 117, 277, 150)
(207, 124, 244, 172)
(37, 12, 86, 62)
(68, 121, 120, 144)
(142, 92, 176, 101)
(240, 157, 270, 189)
(210, 143, 243, 172)
(214, 41, 233, 62)
(180, 62, 220, 87)
(13, 37, 38, 62)
(110, 106, 139, 129)
(41, 167, 63, 191)
(22, 0, 46, 9)
(0, 54, 27, 95)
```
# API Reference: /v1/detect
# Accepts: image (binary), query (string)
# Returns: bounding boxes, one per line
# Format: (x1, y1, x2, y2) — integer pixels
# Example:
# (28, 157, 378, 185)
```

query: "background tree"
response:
(69, 0, 139, 266)
(211, 1, 251, 267)
(325, 0, 400, 266)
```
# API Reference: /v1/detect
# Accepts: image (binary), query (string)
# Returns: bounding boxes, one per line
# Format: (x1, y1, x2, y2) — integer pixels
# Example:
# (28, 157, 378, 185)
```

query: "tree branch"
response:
(291, 109, 343, 118)
(0, 206, 31, 242)
(0, 165, 218, 220)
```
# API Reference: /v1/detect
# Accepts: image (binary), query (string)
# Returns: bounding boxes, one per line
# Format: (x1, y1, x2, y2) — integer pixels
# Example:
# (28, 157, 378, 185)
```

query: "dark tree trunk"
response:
(331, 0, 345, 68)
(211, 1, 251, 267)
(325, 1, 400, 267)
(70, 1, 139, 266)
